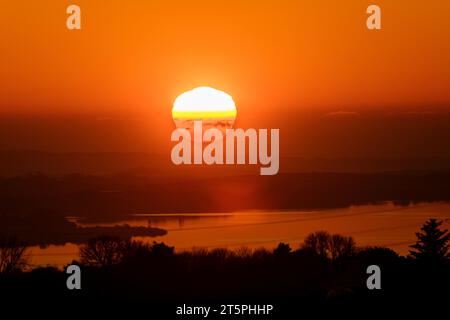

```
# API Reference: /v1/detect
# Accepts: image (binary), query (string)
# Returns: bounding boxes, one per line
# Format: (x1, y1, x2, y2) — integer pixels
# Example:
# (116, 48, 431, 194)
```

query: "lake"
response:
(29, 202, 450, 267)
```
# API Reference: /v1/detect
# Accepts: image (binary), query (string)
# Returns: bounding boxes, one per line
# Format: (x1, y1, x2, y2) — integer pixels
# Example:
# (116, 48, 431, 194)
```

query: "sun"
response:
(172, 86, 237, 130)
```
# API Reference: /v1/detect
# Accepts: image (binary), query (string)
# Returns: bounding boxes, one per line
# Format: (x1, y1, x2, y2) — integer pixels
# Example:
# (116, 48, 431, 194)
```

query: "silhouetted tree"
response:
(409, 218, 449, 261)
(273, 242, 292, 256)
(303, 231, 330, 258)
(150, 241, 175, 257)
(252, 248, 271, 260)
(356, 246, 399, 264)
(235, 247, 252, 259)
(329, 234, 356, 260)
(122, 240, 153, 261)
(0, 237, 29, 273)
(302, 231, 355, 260)
(79, 236, 125, 267)
(210, 248, 233, 262)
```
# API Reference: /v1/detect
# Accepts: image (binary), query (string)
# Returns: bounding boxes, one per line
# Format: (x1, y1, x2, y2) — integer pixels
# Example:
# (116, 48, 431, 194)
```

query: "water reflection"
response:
(31, 202, 450, 267)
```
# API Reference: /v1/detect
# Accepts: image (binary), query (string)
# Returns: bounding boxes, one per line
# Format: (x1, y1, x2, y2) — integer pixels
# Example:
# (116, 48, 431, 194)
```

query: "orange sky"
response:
(1, 0, 450, 155)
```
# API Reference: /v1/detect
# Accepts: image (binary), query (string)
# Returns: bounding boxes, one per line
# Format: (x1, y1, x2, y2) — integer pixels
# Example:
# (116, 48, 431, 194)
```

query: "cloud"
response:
(385, 111, 438, 116)
(400, 111, 437, 115)
(96, 116, 143, 121)
(326, 110, 360, 117)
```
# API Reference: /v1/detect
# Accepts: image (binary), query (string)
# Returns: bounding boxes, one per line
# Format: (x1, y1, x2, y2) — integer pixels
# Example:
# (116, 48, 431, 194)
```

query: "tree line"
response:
(1, 218, 448, 273)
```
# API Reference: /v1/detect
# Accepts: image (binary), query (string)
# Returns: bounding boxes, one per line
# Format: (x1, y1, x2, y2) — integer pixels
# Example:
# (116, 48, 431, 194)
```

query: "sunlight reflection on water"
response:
(30, 202, 450, 267)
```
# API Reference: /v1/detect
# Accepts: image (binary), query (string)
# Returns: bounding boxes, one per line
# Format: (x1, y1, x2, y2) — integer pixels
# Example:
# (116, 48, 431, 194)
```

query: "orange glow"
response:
(1, 1, 450, 155)
(1, 0, 450, 117)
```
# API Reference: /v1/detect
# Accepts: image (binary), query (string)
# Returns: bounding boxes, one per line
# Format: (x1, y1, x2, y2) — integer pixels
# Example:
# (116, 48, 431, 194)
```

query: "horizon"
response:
(1, 1, 449, 316)
(2, 1, 450, 160)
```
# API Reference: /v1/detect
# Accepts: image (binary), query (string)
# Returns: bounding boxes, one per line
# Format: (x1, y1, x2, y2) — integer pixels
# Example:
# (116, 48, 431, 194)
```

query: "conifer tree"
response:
(409, 219, 449, 261)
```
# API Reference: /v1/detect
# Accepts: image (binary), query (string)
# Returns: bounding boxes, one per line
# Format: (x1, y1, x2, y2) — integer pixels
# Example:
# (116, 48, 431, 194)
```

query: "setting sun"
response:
(172, 86, 237, 121)
(2, 0, 450, 314)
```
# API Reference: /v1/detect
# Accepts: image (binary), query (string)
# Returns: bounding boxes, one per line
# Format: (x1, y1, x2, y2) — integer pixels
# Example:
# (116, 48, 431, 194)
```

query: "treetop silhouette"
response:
(409, 218, 449, 261)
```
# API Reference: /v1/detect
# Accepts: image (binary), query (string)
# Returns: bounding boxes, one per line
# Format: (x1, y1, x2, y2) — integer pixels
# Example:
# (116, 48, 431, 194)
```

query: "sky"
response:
(1, 0, 450, 156)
